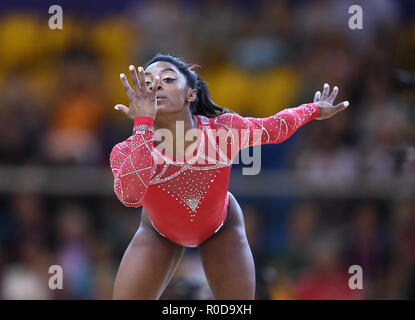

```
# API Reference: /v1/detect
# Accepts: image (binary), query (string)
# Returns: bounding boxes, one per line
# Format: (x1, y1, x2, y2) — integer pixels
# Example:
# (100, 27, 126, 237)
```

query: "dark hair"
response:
(144, 54, 231, 118)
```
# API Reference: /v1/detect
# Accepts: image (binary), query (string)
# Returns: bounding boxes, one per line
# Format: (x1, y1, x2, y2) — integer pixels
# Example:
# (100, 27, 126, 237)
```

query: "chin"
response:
(156, 103, 181, 114)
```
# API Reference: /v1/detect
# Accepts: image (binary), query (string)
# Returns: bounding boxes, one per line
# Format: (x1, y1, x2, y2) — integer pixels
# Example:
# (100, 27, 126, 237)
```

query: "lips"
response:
(156, 96, 166, 100)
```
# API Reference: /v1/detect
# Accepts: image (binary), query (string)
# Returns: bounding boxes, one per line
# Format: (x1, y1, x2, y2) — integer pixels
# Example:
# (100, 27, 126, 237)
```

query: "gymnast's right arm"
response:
(110, 65, 160, 207)
(110, 116, 155, 208)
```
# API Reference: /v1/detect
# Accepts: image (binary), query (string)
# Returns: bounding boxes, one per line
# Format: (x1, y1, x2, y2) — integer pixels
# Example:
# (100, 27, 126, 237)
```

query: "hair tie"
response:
(188, 64, 196, 70)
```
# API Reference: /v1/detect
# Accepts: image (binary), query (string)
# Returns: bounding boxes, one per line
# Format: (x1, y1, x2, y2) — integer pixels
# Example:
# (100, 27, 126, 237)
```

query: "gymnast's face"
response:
(144, 61, 196, 115)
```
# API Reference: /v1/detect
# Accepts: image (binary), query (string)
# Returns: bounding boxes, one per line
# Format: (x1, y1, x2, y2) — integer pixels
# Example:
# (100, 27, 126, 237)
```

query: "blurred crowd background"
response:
(0, 0, 414, 299)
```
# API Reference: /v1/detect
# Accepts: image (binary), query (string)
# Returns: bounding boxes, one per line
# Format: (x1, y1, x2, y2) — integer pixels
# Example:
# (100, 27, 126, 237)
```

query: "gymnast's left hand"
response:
(313, 83, 350, 120)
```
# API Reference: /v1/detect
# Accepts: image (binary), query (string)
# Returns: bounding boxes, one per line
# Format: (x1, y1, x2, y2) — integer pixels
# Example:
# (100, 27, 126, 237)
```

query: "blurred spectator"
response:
(1, 241, 52, 299)
(44, 51, 106, 166)
(292, 240, 364, 299)
(343, 203, 388, 298)
(284, 203, 320, 278)
(55, 204, 94, 299)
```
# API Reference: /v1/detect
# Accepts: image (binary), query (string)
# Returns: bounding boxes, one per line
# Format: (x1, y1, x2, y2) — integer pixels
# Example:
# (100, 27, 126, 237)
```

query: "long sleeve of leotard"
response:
(110, 116, 155, 208)
(214, 103, 320, 153)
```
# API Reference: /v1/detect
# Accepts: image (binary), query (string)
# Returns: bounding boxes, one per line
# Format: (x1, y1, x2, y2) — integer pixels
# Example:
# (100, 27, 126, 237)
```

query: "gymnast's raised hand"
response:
(115, 65, 160, 120)
(313, 83, 350, 120)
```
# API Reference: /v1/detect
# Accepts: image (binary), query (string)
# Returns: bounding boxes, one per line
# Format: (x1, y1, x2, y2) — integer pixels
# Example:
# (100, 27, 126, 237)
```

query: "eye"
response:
(163, 77, 175, 83)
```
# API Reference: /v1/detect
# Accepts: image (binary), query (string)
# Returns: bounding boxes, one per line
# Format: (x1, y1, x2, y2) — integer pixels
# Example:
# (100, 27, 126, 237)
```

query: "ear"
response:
(187, 88, 197, 102)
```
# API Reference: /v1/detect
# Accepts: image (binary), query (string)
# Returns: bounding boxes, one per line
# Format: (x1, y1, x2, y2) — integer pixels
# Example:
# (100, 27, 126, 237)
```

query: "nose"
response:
(150, 84, 161, 91)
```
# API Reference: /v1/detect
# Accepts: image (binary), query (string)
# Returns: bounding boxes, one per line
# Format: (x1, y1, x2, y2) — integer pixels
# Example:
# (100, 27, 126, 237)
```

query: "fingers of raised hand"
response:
(321, 83, 330, 100)
(314, 91, 321, 103)
(120, 73, 134, 98)
(129, 65, 141, 93)
(335, 101, 349, 112)
(114, 104, 130, 116)
(137, 66, 147, 93)
(328, 86, 339, 104)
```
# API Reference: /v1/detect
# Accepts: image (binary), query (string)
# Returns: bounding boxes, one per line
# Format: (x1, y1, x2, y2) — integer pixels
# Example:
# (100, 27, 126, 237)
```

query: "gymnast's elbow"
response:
(114, 188, 145, 208)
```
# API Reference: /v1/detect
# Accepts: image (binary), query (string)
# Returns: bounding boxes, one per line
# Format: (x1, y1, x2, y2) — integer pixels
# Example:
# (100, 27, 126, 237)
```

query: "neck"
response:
(153, 108, 198, 153)
(153, 108, 196, 133)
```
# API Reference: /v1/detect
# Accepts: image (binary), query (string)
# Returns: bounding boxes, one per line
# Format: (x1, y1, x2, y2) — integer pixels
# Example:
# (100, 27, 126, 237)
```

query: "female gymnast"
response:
(110, 54, 349, 299)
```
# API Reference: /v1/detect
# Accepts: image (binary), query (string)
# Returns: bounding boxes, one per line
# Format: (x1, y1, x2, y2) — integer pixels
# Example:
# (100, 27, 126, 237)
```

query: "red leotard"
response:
(110, 103, 320, 247)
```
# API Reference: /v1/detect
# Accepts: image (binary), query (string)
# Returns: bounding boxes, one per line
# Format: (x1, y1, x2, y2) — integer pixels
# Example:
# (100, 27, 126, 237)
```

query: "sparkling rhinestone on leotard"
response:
(110, 104, 320, 246)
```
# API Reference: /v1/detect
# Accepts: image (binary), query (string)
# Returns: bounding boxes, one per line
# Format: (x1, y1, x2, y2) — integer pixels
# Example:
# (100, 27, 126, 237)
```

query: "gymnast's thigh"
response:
(199, 193, 256, 299)
(113, 207, 185, 300)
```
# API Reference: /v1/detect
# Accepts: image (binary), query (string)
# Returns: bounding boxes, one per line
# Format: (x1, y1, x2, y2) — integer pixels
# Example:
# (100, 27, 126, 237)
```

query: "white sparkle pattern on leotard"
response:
(111, 104, 320, 218)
